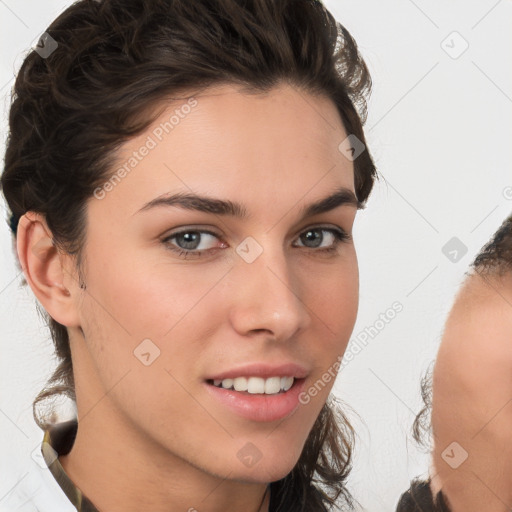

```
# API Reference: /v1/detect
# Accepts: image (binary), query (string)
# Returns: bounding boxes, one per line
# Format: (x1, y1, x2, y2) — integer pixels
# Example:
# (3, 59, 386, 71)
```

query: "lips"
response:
(203, 376, 307, 422)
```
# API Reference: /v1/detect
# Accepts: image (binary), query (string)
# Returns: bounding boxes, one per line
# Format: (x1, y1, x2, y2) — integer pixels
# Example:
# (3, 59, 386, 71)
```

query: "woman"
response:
(0, 0, 378, 510)
(396, 213, 512, 512)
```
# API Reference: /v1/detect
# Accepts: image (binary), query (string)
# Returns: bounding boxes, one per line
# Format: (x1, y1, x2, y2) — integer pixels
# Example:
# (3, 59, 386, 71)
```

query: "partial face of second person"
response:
(430, 270, 512, 511)
(30, 83, 360, 509)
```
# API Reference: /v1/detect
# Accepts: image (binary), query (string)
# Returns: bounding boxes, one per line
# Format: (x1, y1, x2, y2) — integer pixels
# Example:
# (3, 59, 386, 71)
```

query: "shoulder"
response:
(0, 430, 76, 512)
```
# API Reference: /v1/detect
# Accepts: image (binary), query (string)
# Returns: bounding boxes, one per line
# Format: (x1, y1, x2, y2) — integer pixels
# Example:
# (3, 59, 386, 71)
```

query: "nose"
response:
(227, 243, 312, 342)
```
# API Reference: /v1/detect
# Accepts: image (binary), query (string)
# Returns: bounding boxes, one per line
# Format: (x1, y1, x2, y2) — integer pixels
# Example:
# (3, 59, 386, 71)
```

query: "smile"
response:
(209, 376, 295, 395)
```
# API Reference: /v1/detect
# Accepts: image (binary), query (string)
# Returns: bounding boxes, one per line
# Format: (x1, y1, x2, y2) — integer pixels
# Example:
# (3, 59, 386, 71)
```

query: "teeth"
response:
(233, 377, 248, 392)
(221, 378, 233, 389)
(211, 376, 295, 394)
(281, 376, 294, 392)
(247, 377, 265, 394)
(264, 376, 281, 394)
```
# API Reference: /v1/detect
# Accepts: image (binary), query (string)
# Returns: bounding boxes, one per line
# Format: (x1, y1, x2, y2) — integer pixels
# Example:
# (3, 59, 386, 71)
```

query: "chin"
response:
(228, 463, 296, 484)
(232, 448, 301, 483)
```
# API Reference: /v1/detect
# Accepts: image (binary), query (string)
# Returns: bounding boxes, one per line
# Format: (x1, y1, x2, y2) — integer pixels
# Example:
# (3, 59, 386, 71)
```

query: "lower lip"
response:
(203, 378, 306, 422)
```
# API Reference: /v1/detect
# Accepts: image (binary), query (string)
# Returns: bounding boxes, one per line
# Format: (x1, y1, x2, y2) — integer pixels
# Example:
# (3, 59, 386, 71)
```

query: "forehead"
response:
(89, 82, 355, 220)
(148, 81, 350, 155)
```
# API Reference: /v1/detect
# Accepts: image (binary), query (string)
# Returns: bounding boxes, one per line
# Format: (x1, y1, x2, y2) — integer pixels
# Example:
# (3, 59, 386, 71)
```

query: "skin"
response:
(429, 270, 512, 511)
(16, 82, 360, 512)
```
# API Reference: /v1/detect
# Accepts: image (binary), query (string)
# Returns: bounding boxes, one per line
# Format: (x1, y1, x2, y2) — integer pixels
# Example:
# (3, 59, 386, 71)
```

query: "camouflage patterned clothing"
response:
(41, 420, 99, 511)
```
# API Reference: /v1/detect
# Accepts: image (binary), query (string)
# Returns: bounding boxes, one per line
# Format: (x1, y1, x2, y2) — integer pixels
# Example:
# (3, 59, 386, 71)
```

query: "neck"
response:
(58, 409, 271, 512)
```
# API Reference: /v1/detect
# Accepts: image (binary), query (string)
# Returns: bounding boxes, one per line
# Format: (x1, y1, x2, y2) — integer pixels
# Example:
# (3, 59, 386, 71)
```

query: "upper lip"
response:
(205, 362, 310, 381)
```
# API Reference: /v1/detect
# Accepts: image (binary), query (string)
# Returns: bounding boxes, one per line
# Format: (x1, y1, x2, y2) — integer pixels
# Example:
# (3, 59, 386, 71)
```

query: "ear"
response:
(16, 212, 81, 327)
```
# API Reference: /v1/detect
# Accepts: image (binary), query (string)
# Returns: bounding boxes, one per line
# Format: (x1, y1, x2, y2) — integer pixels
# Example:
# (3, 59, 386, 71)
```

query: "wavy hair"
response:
(1, 0, 378, 510)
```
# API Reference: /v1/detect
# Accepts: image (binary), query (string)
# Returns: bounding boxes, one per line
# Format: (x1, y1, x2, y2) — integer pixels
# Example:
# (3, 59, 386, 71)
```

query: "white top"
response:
(0, 420, 94, 512)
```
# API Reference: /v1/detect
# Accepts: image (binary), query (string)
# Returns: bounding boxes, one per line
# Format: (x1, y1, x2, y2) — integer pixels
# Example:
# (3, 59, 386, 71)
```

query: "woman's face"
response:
(66, 82, 360, 483)
(430, 270, 512, 511)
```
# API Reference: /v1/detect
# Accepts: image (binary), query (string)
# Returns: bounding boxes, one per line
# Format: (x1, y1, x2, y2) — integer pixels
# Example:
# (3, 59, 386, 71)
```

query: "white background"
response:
(0, 1, 511, 511)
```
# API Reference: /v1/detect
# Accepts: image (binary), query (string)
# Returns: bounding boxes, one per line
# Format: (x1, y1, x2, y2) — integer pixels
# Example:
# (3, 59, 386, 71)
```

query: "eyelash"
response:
(161, 226, 351, 259)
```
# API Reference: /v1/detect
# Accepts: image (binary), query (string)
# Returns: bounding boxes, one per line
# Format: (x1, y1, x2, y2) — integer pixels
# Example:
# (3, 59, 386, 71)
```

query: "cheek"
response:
(76, 244, 230, 407)
(76, 257, 229, 428)
(294, 255, 359, 403)
(82, 245, 229, 340)
(314, 273, 358, 327)
(300, 253, 359, 338)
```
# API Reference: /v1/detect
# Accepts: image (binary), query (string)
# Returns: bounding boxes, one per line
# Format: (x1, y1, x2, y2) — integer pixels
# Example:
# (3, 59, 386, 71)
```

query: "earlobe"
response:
(16, 212, 80, 327)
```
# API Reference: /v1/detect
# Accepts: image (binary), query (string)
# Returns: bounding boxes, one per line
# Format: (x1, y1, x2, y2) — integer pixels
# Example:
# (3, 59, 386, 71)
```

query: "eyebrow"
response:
(134, 186, 362, 220)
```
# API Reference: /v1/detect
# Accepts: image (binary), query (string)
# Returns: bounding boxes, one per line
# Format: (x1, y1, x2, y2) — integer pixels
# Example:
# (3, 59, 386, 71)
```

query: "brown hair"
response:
(1, 0, 378, 510)
(396, 212, 512, 512)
